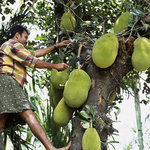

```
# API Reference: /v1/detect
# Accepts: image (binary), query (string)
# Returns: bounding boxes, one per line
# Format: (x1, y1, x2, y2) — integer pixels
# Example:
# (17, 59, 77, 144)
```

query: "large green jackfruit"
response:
(60, 12, 76, 34)
(131, 37, 150, 71)
(49, 84, 63, 108)
(82, 128, 101, 150)
(51, 68, 69, 89)
(53, 98, 74, 126)
(92, 33, 119, 68)
(63, 69, 91, 108)
(114, 12, 133, 34)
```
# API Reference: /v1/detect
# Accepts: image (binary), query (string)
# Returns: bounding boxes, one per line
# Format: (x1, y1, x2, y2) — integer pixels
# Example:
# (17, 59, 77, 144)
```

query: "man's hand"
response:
(54, 63, 69, 71)
(56, 40, 72, 48)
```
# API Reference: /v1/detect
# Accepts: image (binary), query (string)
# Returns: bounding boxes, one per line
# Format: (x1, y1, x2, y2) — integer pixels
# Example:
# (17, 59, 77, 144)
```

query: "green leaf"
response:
(4, 7, 10, 14)
(82, 21, 92, 26)
(86, 105, 95, 118)
(79, 111, 90, 119)
(81, 120, 90, 129)
(2, 16, 5, 20)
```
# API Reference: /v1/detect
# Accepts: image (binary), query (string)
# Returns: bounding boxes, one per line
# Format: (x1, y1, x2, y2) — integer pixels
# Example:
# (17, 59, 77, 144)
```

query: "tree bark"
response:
(70, 37, 135, 150)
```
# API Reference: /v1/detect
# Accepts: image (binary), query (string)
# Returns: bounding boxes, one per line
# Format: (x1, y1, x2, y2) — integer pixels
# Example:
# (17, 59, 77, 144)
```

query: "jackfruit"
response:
(53, 98, 74, 126)
(60, 12, 76, 34)
(63, 69, 91, 108)
(48, 85, 55, 108)
(131, 37, 150, 71)
(51, 68, 69, 89)
(92, 33, 119, 68)
(114, 12, 133, 34)
(49, 84, 63, 108)
(82, 128, 101, 150)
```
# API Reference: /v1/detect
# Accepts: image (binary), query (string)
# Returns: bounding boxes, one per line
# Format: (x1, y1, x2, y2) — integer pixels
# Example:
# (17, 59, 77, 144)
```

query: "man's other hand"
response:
(56, 40, 72, 48)
(54, 63, 68, 71)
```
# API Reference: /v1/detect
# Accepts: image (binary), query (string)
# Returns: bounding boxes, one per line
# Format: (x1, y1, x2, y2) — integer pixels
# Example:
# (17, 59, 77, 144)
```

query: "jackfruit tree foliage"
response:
(92, 33, 119, 68)
(131, 37, 150, 71)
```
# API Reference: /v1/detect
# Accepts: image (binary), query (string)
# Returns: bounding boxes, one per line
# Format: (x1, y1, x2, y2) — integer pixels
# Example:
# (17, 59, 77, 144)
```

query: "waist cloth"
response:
(0, 73, 33, 128)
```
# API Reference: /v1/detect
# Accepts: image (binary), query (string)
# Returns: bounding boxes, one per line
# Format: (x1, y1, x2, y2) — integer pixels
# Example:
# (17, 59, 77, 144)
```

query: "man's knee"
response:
(19, 109, 36, 122)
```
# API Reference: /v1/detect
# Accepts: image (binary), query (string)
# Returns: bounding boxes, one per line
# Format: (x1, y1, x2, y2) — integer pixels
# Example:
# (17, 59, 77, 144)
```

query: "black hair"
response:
(7, 25, 30, 39)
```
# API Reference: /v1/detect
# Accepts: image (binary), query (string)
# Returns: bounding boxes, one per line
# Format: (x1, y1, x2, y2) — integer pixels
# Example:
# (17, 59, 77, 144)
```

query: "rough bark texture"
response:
(70, 36, 135, 150)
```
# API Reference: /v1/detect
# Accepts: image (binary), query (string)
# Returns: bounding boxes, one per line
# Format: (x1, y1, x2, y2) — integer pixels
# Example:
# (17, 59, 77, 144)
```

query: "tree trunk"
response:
(70, 37, 135, 150)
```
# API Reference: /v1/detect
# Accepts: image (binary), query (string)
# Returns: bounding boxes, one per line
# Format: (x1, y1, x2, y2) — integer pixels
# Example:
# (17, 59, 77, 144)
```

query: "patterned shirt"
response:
(0, 39, 38, 86)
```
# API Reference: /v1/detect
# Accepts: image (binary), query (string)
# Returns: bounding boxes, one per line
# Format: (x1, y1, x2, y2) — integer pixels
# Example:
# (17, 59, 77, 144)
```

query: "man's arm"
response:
(34, 40, 71, 57)
(35, 59, 68, 71)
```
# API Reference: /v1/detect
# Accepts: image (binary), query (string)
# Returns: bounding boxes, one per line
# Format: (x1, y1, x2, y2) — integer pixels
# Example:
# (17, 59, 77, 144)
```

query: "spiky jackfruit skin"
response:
(82, 128, 101, 150)
(114, 12, 133, 34)
(131, 37, 150, 71)
(51, 68, 69, 89)
(92, 33, 118, 68)
(63, 69, 91, 108)
(53, 98, 73, 126)
(60, 12, 76, 34)
(49, 84, 63, 108)
(48, 85, 55, 108)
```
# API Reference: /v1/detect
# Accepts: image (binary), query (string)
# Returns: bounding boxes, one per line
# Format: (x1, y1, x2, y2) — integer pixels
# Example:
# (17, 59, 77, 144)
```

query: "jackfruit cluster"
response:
(92, 33, 119, 68)
(63, 69, 91, 108)
(114, 12, 133, 34)
(50, 68, 91, 127)
(53, 98, 74, 126)
(82, 128, 101, 150)
(131, 37, 150, 71)
(60, 12, 76, 34)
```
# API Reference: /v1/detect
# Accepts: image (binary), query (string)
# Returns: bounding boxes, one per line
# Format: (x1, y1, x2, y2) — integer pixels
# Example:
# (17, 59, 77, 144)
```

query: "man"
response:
(0, 25, 71, 150)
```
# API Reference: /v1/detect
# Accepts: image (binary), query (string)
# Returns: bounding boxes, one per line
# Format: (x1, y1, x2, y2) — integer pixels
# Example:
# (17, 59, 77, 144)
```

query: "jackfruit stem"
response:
(89, 118, 93, 128)
(77, 64, 81, 69)
(77, 44, 84, 68)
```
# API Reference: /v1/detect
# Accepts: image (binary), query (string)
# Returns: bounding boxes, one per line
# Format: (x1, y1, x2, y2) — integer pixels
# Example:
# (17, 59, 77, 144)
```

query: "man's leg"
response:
(19, 109, 53, 150)
(0, 114, 7, 150)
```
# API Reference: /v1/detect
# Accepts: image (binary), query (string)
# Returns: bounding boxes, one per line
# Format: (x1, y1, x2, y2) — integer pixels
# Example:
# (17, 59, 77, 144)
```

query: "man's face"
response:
(17, 30, 29, 46)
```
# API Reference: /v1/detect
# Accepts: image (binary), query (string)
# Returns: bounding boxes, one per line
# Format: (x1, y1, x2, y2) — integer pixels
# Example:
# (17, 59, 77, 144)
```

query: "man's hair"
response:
(7, 25, 30, 39)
